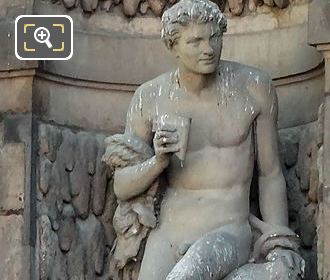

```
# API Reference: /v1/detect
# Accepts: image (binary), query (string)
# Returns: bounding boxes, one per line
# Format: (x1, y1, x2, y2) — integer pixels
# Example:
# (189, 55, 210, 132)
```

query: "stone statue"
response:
(102, 0, 305, 279)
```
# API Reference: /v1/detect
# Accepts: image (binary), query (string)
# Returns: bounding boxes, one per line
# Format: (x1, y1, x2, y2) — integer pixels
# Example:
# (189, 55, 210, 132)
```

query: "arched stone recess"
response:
(33, 1, 322, 84)
(33, 62, 324, 131)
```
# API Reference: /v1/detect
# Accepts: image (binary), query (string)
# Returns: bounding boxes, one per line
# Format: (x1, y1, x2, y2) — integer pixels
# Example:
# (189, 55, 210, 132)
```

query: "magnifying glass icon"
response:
(34, 27, 53, 49)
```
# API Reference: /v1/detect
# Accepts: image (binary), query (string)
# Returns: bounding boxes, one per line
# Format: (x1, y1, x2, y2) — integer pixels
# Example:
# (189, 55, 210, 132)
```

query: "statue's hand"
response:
(153, 129, 180, 167)
(266, 248, 305, 278)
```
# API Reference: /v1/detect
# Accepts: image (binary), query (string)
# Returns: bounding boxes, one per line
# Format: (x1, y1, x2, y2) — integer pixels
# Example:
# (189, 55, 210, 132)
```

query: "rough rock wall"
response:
(278, 107, 324, 280)
(36, 123, 117, 279)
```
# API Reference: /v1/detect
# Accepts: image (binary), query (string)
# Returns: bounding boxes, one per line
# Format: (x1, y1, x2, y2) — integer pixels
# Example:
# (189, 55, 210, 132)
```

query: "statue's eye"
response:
(186, 37, 202, 44)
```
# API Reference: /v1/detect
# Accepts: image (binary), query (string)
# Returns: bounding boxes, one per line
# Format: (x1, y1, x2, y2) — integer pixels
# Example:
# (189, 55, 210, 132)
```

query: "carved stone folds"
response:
(37, 123, 116, 279)
(52, 0, 291, 17)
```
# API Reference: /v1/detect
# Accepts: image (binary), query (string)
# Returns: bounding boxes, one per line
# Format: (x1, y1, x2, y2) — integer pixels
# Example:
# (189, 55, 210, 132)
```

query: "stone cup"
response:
(152, 114, 192, 161)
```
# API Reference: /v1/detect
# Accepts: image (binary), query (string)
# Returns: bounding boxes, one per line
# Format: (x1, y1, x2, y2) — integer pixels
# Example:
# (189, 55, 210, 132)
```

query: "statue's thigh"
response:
(138, 230, 177, 280)
(166, 222, 252, 280)
(224, 259, 300, 280)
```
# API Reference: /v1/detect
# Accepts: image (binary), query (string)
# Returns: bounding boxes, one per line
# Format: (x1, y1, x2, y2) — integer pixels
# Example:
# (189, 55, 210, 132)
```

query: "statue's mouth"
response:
(199, 57, 215, 64)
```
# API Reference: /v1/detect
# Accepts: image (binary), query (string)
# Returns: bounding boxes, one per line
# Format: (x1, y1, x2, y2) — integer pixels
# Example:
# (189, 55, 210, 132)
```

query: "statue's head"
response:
(162, 0, 227, 74)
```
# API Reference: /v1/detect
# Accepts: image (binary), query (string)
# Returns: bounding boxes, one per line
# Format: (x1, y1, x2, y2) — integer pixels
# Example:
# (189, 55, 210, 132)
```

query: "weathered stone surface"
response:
(58, 204, 76, 252)
(301, 247, 318, 280)
(148, 0, 167, 16)
(67, 237, 85, 279)
(300, 203, 317, 248)
(0, 215, 24, 280)
(0, 121, 4, 148)
(0, 76, 32, 113)
(40, 0, 300, 18)
(38, 214, 68, 280)
(39, 124, 63, 162)
(308, 0, 330, 46)
(0, 0, 29, 19)
(81, 0, 98, 12)
(34, 78, 133, 133)
(39, 159, 52, 195)
(77, 215, 105, 276)
(279, 122, 319, 279)
(38, 215, 57, 280)
(100, 178, 117, 247)
(60, 129, 76, 172)
(276, 67, 324, 129)
(228, 0, 244, 16)
(67, 214, 106, 278)
(34, 69, 324, 133)
(37, 124, 115, 279)
(296, 125, 316, 192)
(122, 0, 141, 16)
(0, 19, 37, 71)
(62, 0, 77, 9)
(70, 134, 95, 218)
(0, 143, 25, 211)
(71, 173, 91, 219)
(34, 3, 320, 84)
(92, 136, 108, 216)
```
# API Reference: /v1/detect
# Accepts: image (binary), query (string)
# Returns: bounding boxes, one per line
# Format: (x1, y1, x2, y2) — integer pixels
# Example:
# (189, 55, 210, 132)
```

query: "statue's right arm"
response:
(113, 87, 167, 201)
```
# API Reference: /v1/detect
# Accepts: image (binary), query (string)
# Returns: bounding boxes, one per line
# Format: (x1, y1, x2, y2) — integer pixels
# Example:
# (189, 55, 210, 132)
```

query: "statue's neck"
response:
(177, 66, 216, 95)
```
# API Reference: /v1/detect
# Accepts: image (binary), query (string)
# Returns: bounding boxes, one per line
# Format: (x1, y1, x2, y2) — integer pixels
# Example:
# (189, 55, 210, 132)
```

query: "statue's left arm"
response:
(254, 75, 288, 226)
(250, 74, 305, 278)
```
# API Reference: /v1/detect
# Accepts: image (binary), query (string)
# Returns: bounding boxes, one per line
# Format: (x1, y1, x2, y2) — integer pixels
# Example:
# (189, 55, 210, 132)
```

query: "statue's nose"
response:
(201, 41, 215, 56)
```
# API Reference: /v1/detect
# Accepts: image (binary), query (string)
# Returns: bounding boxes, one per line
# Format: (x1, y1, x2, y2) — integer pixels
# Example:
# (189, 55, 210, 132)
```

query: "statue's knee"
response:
(270, 258, 302, 280)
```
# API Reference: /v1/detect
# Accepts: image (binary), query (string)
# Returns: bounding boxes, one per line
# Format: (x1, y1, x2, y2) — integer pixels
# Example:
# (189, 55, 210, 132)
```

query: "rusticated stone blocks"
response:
(0, 143, 25, 212)
(0, 215, 24, 280)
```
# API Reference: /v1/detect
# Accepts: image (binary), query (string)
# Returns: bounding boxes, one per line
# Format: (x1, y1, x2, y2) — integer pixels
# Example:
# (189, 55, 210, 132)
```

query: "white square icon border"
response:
(15, 15, 73, 61)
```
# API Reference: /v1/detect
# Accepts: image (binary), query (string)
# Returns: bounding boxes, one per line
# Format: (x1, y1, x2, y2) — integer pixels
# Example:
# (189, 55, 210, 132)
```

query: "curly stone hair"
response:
(161, 0, 227, 49)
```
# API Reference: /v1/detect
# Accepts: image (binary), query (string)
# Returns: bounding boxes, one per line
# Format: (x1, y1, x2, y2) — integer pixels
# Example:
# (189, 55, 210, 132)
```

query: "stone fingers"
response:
(154, 131, 179, 146)
(157, 145, 180, 154)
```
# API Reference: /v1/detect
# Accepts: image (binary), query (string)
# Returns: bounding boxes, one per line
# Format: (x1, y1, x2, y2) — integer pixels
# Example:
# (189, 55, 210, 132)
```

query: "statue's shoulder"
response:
(129, 71, 173, 108)
(220, 60, 274, 104)
(219, 60, 275, 112)
(219, 60, 271, 86)
(136, 71, 174, 96)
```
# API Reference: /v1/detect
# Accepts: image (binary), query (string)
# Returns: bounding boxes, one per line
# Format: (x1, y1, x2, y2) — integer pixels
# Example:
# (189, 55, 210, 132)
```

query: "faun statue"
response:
(102, 0, 305, 279)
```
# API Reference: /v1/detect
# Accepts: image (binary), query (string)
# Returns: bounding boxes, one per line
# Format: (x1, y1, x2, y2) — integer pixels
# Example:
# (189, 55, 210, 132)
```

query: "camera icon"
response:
(15, 15, 73, 60)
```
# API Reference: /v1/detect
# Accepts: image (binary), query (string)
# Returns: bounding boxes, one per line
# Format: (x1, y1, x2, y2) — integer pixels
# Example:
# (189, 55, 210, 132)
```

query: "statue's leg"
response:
(166, 222, 252, 280)
(224, 258, 304, 280)
(223, 263, 269, 280)
(138, 229, 177, 280)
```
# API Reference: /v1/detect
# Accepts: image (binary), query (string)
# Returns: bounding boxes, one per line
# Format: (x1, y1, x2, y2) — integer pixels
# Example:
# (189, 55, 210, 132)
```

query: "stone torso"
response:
(150, 61, 260, 191)
(139, 61, 263, 243)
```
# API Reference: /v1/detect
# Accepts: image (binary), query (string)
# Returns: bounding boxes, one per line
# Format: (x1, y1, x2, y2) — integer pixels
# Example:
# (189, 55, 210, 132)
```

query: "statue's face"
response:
(173, 21, 222, 74)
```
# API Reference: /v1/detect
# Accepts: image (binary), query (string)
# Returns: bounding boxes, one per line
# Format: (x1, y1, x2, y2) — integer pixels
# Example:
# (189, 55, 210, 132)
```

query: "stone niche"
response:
(0, 0, 325, 279)
(32, 1, 323, 279)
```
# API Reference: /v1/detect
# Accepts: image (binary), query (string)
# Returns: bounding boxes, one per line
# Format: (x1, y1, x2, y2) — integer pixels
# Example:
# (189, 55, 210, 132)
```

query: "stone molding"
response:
(33, 63, 324, 132)
(48, 0, 292, 17)
(0, 69, 34, 114)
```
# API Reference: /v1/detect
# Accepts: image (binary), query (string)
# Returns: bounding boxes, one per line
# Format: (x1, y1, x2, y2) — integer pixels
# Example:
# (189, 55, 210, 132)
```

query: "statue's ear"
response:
(170, 43, 180, 59)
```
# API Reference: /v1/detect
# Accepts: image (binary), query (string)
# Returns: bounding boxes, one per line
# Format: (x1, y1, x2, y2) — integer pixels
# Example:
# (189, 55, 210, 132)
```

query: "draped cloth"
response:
(102, 134, 163, 280)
